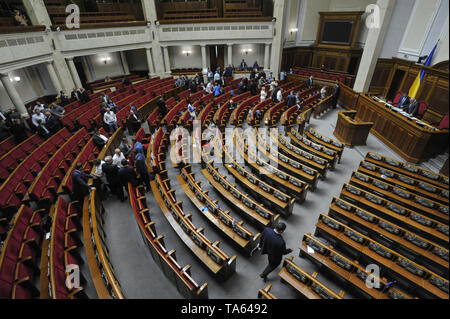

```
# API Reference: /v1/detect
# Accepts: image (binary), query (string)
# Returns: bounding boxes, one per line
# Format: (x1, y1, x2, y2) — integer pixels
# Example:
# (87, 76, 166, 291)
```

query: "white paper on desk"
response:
(307, 245, 315, 254)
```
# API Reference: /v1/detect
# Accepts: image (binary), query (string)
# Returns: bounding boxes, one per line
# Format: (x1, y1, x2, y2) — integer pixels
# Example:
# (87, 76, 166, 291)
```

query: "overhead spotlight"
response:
(9, 76, 21, 82)
(242, 48, 253, 55)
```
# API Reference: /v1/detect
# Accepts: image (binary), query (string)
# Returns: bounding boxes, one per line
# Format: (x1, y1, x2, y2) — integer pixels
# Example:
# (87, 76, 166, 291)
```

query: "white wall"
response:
(86, 52, 125, 81)
(380, 0, 416, 58)
(228, 44, 265, 68)
(297, 0, 330, 45)
(432, 17, 449, 64)
(168, 45, 202, 69)
(0, 64, 57, 112)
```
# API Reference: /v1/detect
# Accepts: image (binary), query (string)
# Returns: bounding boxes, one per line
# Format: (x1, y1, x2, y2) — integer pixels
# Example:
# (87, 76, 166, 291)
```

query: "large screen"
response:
(321, 21, 354, 44)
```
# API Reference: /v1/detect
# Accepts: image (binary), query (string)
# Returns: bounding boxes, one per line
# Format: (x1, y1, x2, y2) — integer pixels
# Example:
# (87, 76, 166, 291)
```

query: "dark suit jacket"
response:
(286, 94, 297, 107)
(36, 125, 51, 139)
(102, 163, 121, 185)
(46, 114, 61, 132)
(259, 227, 290, 265)
(118, 166, 139, 186)
(306, 78, 313, 88)
(398, 96, 410, 108)
(408, 101, 420, 116)
(93, 134, 107, 149)
(72, 169, 91, 196)
(333, 86, 341, 98)
(134, 153, 148, 176)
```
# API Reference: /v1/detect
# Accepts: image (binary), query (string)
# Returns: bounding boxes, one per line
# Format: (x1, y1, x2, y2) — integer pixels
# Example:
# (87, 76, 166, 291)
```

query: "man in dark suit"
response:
(9, 118, 28, 143)
(71, 163, 94, 204)
(36, 119, 51, 139)
(406, 98, 419, 116)
(286, 91, 296, 107)
(306, 76, 314, 88)
(259, 223, 293, 282)
(71, 88, 81, 101)
(127, 110, 141, 135)
(157, 96, 168, 119)
(249, 80, 258, 96)
(332, 83, 341, 109)
(44, 111, 62, 134)
(93, 130, 109, 150)
(102, 156, 126, 202)
(79, 88, 90, 103)
(224, 64, 233, 78)
(397, 93, 410, 109)
(134, 150, 151, 192)
(118, 159, 139, 188)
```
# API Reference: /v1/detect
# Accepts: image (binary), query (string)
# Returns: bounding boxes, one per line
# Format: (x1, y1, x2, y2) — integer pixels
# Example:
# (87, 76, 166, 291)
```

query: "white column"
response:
(46, 61, 63, 93)
(0, 73, 29, 118)
(227, 44, 233, 67)
(120, 51, 130, 75)
(67, 57, 82, 89)
(145, 47, 155, 77)
(264, 43, 271, 72)
(201, 45, 208, 83)
(270, 0, 287, 79)
(22, 0, 52, 27)
(353, 0, 396, 92)
(162, 46, 171, 75)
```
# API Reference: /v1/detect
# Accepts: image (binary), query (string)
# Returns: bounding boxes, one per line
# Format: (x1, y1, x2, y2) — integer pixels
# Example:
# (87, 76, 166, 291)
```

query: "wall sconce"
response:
(290, 28, 298, 35)
(182, 50, 192, 57)
(9, 76, 21, 82)
(242, 48, 253, 55)
(100, 56, 112, 64)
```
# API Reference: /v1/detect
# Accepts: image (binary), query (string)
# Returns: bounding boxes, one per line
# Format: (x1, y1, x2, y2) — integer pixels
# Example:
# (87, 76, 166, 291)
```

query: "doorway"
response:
(209, 45, 225, 73)
(386, 69, 406, 100)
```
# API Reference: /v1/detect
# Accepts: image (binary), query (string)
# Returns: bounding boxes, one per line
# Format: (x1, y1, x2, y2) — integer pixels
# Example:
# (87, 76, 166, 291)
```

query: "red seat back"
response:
(437, 114, 449, 130)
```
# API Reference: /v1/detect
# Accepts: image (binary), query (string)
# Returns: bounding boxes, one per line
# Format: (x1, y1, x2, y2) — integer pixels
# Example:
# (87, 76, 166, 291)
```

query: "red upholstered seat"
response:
(417, 102, 427, 118)
(437, 114, 449, 130)
(393, 93, 402, 106)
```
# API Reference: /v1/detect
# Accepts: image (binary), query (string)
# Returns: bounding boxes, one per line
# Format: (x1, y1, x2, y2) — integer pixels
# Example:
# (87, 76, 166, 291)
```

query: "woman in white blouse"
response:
(260, 88, 267, 102)
(321, 86, 327, 99)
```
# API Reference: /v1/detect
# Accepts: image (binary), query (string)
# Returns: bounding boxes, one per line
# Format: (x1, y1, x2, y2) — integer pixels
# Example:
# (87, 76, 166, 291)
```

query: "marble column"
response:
(353, 0, 396, 92)
(0, 73, 29, 118)
(227, 44, 233, 67)
(145, 47, 155, 77)
(264, 43, 271, 72)
(46, 61, 63, 94)
(162, 46, 171, 75)
(22, 0, 52, 27)
(67, 57, 82, 89)
(201, 45, 208, 83)
(270, 0, 287, 79)
(80, 56, 93, 83)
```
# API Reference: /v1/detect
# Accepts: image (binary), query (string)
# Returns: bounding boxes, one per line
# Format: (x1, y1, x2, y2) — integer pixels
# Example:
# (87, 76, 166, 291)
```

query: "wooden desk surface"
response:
(202, 168, 272, 228)
(177, 175, 253, 249)
(150, 180, 223, 275)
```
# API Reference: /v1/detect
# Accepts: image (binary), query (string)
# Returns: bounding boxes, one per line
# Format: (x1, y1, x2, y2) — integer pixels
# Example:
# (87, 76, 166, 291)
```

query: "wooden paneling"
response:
(333, 111, 373, 146)
(372, 58, 449, 121)
(355, 94, 449, 163)
(338, 83, 359, 110)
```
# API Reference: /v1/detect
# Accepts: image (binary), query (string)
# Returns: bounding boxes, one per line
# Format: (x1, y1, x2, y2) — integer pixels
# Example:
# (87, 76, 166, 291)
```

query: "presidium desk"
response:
(353, 94, 448, 164)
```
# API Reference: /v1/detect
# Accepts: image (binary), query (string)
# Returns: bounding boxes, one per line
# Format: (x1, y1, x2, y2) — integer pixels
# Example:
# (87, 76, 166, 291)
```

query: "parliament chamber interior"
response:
(0, 0, 449, 303)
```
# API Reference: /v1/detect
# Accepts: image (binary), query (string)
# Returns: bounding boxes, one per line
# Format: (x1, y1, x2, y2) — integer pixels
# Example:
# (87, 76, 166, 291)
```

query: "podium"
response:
(333, 111, 373, 146)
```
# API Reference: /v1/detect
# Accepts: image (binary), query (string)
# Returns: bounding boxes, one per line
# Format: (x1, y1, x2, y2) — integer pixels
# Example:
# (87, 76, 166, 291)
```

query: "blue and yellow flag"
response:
(408, 41, 439, 99)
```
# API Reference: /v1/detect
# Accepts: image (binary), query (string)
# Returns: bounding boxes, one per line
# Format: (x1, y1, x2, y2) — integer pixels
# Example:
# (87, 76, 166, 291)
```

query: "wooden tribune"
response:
(333, 110, 374, 146)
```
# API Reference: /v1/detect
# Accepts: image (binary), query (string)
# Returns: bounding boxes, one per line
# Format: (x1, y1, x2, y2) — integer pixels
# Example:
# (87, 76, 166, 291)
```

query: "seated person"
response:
(405, 97, 419, 116)
(49, 103, 65, 118)
(103, 108, 119, 133)
(228, 100, 237, 111)
(36, 119, 51, 139)
(122, 77, 132, 86)
(93, 130, 109, 149)
(44, 111, 62, 134)
(397, 93, 410, 109)
(13, 9, 28, 26)
(31, 109, 46, 129)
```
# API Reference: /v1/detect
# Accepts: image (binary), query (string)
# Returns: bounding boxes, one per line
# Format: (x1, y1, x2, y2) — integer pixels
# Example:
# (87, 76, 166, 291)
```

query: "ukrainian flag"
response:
(408, 41, 439, 99)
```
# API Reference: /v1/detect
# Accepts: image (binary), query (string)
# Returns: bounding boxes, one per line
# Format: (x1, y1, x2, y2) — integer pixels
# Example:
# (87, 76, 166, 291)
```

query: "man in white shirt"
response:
(205, 81, 213, 94)
(31, 109, 46, 127)
(33, 103, 45, 113)
(112, 148, 126, 167)
(214, 71, 221, 83)
(103, 108, 118, 133)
